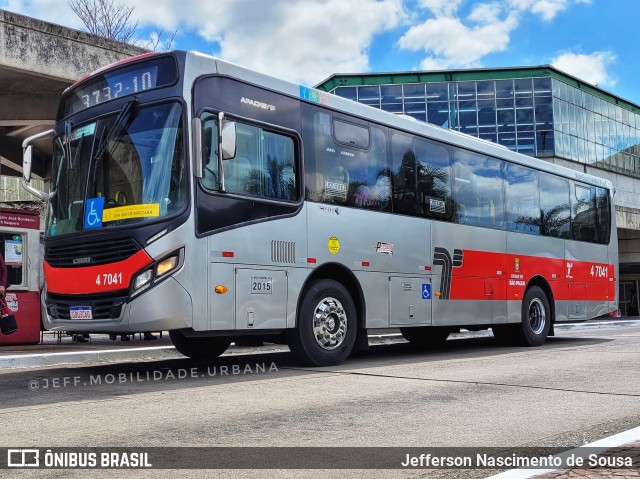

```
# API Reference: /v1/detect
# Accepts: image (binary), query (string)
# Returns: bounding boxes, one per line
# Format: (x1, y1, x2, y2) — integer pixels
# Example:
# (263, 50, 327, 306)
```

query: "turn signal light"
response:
(215, 285, 228, 294)
(435, 291, 441, 297)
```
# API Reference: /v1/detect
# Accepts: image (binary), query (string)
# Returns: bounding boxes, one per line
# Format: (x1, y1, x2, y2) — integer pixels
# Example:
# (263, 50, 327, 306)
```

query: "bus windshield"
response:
(47, 102, 185, 236)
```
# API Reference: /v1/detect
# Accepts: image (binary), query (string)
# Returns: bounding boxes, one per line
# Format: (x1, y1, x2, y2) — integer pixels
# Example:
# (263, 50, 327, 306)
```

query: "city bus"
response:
(22, 50, 618, 366)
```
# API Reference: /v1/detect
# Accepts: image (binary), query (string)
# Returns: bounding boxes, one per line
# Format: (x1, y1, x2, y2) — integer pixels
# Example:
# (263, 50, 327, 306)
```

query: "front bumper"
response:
(41, 276, 193, 333)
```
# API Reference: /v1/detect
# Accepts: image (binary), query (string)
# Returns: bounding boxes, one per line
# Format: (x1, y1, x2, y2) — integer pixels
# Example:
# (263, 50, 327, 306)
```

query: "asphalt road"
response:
(0, 325, 639, 479)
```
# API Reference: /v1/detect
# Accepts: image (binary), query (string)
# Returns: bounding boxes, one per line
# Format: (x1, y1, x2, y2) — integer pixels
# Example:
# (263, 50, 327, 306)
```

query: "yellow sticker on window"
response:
(328, 236, 340, 254)
(102, 204, 160, 222)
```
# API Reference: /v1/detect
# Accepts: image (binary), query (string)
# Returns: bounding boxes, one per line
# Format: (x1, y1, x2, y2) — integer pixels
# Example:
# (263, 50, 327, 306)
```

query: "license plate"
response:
(70, 306, 93, 320)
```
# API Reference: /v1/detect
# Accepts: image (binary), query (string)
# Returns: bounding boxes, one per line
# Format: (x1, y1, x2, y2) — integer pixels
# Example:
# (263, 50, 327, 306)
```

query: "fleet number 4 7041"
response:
(590, 265, 608, 278)
(96, 272, 123, 286)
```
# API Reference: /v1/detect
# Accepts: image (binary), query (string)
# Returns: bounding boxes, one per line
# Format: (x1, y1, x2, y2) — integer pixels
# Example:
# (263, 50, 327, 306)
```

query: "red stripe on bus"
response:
(445, 250, 614, 302)
(44, 250, 154, 294)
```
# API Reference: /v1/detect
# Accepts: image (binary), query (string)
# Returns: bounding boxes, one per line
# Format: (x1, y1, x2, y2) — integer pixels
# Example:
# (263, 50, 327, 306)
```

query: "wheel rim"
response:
(528, 298, 546, 335)
(312, 296, 348, 350)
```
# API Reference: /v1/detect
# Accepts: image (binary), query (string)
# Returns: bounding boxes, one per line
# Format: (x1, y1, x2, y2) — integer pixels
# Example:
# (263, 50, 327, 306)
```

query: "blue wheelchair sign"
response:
(421, 283, 431, 300)
(84, 197, 104, 230)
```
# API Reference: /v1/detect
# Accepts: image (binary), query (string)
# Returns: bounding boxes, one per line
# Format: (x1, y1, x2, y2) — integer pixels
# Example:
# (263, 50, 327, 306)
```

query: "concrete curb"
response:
(0, 346, 182, 370)
(1, 320, 638, 371)
(555, 319, 640, 330)
(484, 426, 640, 479)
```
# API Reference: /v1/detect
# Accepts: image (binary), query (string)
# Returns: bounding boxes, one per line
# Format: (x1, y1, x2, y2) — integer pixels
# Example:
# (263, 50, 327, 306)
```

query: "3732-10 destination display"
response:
(61, 55, 178, 117)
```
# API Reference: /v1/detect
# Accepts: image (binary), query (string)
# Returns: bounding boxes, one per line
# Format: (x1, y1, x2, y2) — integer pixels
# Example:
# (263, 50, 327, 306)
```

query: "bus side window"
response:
(539, 173, 571, 239)
(391, 132, 419, 215)
(596, 187, 611, 244)
(572, 183, 597, 242)
(505, 163, 540, 234)
(452, 149, 504, 228)
(348, 126, 390, 211)
(417, 139, 452, 220)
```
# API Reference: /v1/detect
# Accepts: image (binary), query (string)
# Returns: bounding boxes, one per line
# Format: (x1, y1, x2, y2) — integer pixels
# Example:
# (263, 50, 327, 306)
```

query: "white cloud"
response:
(2, 0, 599, 83)
(2, 0, 405, 85)
(398, 0, 593, 70)
(400, 14, 518, 68)
(418, 0, 464, 17)
(468, 2, 504, 23)
(399, 2, 519, 69)
(3, 0, 83, 29)
(508, 0, 591, 21)
(551, 51, 617, 87)
(124, 0, 406, 84)
(207, 0, 404, 85)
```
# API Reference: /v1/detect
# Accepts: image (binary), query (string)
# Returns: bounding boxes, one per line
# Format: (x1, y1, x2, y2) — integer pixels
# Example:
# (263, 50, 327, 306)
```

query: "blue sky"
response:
(3, 0, 639, 103)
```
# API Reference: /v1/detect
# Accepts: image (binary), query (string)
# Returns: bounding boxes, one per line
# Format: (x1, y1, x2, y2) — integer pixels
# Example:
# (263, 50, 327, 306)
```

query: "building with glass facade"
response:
(316, 66, 640, 315)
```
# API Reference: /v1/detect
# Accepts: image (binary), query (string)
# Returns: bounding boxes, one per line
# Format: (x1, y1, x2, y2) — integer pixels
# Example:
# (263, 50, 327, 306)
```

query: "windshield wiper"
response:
(64, 120, 73, 162)
(93, 97, 137, 162)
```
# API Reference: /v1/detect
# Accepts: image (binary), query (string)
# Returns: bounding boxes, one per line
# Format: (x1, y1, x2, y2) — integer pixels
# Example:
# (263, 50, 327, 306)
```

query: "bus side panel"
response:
(431, 222, 506, 326)
(206, 211, 308, 331)
(306, 206, 430, 329)
(209, 262, 235, 331)
(505, 233, 565, 324)
(564, 240, 612, 321)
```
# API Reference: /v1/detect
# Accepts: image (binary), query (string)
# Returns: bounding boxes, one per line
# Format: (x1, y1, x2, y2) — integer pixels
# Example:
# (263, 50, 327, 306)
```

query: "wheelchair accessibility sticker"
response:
(84, 197, 104, 230)
(422, 283, 431, 300)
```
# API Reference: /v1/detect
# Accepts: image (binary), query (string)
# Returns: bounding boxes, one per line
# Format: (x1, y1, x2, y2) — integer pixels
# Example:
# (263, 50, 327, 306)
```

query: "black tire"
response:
(400, 326, 450, 348)
(288, 279, 357, 366)
(516, 286, 551, 346)
(169, 330, 231, 359)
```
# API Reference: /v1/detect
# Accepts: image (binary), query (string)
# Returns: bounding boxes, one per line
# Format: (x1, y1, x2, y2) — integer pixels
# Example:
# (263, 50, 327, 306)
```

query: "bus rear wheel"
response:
(400, 326, 450, 347)
(169, 330, 231, 359)
(288, 279, 357, 366)
(517, 286, 551, 346)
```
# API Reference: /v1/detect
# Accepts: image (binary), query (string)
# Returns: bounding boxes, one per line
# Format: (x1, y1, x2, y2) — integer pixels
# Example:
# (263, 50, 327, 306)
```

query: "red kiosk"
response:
(0, 208, 42, 345)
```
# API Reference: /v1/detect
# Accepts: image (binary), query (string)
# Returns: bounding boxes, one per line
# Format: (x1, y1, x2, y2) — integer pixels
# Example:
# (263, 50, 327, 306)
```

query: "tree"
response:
(68, 0, 177, 50)
(147, 28, 178, 52)
(68, 0, 139, 43)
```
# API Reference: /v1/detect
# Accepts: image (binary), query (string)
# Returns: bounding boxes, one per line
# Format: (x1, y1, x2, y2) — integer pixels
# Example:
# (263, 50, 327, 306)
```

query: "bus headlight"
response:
(130, 248, 184, 299)
(133, 269, 153, 290)
(156, 256, 178, 278)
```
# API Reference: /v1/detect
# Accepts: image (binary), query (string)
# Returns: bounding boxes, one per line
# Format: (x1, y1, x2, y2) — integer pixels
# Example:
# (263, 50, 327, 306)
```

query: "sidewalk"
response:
(0, 332, 182, 369)
(486, 428, 640, 479)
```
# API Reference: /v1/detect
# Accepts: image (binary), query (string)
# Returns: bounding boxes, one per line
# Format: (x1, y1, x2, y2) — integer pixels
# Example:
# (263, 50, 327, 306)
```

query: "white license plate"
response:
(70, 306, 93, 320)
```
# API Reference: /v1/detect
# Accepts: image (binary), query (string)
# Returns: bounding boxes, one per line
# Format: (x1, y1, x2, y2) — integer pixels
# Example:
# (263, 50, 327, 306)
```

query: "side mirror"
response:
(22, 129, 54, 201)
(23, 145, 33, 182)
(221, 121, 237, 160)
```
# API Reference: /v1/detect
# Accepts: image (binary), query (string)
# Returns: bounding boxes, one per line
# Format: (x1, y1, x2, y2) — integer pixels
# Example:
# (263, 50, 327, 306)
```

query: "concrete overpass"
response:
(0, 9, 145, 198)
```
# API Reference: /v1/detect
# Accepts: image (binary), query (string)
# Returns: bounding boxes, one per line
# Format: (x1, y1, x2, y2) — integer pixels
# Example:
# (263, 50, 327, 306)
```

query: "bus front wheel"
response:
(517, 286, 551, 346)
(288, 279, 357, 366)
(169, 330, 231, 359)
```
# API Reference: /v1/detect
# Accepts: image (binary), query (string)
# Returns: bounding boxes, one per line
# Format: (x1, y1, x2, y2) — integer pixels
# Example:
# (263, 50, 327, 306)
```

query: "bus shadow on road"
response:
(0, 334, 612, 410)
(334, 334, 613, 371)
